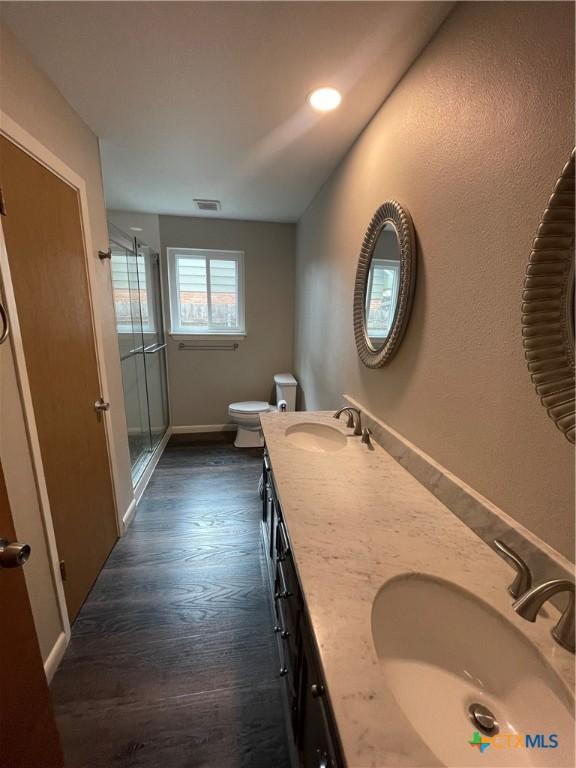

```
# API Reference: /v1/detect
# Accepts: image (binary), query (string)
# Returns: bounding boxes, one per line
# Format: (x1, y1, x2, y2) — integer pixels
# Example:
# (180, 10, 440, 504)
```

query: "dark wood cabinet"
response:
(261, 451, 344, 768)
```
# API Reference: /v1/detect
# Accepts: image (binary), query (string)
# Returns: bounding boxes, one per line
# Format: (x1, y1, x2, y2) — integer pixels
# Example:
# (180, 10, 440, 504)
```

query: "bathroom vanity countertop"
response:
(260, 410, 575, 768)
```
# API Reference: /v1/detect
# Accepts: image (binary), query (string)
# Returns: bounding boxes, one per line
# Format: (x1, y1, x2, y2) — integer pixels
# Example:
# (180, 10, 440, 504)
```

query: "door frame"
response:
(0, 112, 123, 641)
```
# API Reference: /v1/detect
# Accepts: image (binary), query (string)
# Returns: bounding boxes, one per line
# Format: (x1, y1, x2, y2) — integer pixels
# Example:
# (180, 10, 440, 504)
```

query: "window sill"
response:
(169, 332, 247, 342)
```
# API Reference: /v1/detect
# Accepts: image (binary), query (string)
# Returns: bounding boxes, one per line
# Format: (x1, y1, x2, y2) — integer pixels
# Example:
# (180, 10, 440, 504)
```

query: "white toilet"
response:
(228, 373, 298, 448)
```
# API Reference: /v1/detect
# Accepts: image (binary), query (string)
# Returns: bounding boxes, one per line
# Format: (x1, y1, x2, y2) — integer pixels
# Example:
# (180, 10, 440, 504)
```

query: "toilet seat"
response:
(228, 400, 271, 415)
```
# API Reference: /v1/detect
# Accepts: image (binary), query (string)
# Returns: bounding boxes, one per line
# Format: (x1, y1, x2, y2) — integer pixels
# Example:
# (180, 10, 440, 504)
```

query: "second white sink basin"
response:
(371, 574, 574, 767)
(284, 422, 347, 453)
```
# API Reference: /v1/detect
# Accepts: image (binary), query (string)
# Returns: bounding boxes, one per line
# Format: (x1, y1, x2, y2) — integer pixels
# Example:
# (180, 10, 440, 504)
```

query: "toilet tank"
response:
(274, 373, 298, 411)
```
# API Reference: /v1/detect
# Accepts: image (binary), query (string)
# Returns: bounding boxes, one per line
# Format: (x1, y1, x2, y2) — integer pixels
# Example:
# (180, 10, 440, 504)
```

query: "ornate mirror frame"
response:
(353, 200, 416, 368)
(522, 151, 575, 444)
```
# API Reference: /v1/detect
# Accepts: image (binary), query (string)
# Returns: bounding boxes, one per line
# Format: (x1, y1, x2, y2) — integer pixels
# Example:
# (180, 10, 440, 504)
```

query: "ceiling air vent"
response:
(194, 199, 221, 212)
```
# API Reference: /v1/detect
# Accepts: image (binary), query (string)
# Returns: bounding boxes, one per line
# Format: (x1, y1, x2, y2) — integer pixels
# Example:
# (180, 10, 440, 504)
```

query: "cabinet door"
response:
(270, 497, 280, 560)
(275, 516, 291, 562)
(297, 623, 342, 768)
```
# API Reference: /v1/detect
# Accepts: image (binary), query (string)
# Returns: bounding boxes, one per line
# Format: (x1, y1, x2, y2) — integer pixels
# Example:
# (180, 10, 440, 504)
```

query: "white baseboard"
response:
(172, 423, 235, 434)
(122, 498, 137, 532)
(131, 427, 172, 511)
(44, 631, 67, 683)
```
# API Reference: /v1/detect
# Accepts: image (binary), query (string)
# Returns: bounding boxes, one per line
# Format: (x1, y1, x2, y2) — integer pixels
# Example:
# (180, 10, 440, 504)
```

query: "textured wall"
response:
(294, 1, 575, 559)
(159, 215, 295, 426)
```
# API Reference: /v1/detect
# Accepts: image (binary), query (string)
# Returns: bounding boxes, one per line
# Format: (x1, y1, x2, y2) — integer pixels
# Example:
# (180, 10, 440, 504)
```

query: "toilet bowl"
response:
(228, 401, 272, 447)
(228, 373, 297, 448)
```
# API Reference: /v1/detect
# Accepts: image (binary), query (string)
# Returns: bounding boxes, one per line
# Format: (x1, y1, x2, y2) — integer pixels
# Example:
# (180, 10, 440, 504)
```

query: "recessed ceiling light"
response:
(308, 87, 342, 112)
(129, 226, 143, 232)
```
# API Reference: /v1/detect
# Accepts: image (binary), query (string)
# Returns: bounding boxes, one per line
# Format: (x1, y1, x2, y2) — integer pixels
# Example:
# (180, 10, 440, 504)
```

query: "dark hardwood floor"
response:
(50, 444, 291, 768)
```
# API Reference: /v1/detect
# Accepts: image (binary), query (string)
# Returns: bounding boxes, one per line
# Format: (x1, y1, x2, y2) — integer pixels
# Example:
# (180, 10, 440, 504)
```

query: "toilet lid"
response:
(229, 400, 270, 415)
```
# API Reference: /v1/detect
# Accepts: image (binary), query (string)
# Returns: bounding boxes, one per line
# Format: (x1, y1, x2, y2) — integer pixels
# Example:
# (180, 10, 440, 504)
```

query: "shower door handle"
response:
(94, 398, 110, 413)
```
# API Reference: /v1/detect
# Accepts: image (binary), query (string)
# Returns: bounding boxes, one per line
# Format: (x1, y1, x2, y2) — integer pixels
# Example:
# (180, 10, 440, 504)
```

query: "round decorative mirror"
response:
(522, 150, 575, 443)
(353, 200, 416, 368)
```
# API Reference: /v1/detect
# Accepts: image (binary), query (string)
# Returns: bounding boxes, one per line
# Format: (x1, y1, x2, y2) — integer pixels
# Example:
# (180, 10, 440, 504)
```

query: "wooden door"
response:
(0, 460, 64, 768)
(0, 136, 118, 621)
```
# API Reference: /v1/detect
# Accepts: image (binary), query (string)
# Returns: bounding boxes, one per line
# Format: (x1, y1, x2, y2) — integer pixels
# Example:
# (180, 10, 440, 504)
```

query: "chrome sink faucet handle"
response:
(493, 540, 532, 598)
(513, 579, 575, 653)
(361, 427, 373, 447)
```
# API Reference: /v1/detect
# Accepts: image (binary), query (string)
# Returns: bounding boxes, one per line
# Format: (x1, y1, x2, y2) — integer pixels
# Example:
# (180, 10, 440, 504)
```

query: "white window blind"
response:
(167, 248, 245, 335)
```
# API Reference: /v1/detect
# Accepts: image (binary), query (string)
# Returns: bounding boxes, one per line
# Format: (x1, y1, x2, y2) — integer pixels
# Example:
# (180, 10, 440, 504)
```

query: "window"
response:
(111, 248, 154, 334)
(167, 248, 245, 336)
(365, 259, 400, 339)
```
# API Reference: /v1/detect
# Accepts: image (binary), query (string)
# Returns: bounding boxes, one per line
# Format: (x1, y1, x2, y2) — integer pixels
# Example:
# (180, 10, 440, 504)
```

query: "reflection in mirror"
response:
(364, 223, 401, 350)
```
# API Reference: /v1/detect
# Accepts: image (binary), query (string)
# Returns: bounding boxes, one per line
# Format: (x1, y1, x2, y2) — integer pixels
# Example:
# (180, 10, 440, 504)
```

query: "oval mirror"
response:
(522, 150, 575, 443)
(354, 201, 416, 367)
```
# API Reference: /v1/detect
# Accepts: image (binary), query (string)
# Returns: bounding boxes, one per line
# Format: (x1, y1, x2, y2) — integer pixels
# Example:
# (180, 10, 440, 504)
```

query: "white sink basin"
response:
(284, 422, 347, 453)
(371, 574, 574, 767)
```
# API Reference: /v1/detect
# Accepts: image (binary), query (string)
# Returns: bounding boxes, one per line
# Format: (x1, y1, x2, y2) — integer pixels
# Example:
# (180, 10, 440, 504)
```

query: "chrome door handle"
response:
(144, 343, 167, 354)
(94, 398, 110, 413)
(0, 538, 31, 568)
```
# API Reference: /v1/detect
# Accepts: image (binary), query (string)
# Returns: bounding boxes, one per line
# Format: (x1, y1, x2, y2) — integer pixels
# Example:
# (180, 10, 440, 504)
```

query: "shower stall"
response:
(108, 224, 170, 485)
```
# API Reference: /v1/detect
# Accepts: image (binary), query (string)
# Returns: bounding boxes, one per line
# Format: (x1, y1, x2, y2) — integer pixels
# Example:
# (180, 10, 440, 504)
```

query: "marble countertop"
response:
(260, 410, 574, 768)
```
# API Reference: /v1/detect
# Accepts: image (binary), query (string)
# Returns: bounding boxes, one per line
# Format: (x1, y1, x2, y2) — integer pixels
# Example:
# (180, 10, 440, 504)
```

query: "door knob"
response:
(0, 538, 31, 568)
(94, 398, 110, 412)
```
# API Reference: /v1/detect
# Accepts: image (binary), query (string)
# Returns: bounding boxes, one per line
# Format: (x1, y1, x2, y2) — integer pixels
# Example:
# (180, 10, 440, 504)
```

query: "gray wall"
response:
(294, 1, 575, 560)
(159, 215, 295, 426)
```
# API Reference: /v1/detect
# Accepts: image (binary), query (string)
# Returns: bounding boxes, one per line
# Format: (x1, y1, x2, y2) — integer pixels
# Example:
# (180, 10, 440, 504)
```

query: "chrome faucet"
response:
(513, 579, 575, 653)
(333, 407, 354, 429)
(333, 407, 362, 436)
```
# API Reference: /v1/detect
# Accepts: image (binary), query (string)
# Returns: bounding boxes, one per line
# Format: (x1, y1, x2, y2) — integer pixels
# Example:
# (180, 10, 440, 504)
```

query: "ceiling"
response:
(1, 1, 453, 222)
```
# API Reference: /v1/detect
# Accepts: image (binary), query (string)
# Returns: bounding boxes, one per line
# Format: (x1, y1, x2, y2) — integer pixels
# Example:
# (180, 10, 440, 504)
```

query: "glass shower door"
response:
(109, 225, 169, 485)
(110, 232, 152, 481)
